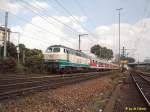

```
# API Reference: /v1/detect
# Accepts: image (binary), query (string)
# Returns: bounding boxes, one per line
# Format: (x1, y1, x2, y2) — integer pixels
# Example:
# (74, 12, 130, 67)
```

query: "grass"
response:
(84, 90, 112, 112)
(83, 70, 127, 112)
(109, 70, 127, 85)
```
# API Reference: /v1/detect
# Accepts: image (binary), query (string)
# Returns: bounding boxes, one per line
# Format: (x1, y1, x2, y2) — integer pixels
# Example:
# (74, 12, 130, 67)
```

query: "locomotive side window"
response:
(53, 47, 60, 52)
(76, 52, 81, 56)
(70, 50, 74, 55)
(66, 49, 69, 54)
(64, 49, 66, 53)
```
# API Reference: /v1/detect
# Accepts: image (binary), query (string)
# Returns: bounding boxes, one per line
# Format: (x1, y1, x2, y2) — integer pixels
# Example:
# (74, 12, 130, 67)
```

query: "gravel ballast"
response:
(0, 72, 121, 112)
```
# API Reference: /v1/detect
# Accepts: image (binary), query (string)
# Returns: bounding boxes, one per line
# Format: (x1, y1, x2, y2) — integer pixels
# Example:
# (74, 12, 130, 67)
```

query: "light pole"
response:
(79, 34, 88, 51)
(137, 53, 139, 65)
(116, 8, 123, 65)
(3, 12, 8, 58)
(11, 31, 20, 63)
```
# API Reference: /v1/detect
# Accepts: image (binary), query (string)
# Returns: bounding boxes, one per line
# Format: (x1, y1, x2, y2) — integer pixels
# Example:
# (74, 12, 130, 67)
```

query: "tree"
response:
(90, 44, 113, 60)
(0, 42, 46, 73)
(0, 42, 17, 58)
(18, 44, 26, 63)
(91, 44, 100, 56)
(0, 57, 17, 73)
(19, 44, 26, 53)
(24, 48, 44, 73)
(126, 57, 135, 63)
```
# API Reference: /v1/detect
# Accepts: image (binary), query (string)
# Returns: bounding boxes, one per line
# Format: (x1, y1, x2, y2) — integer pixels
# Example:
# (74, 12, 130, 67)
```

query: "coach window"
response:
(53, 47, 60, 52)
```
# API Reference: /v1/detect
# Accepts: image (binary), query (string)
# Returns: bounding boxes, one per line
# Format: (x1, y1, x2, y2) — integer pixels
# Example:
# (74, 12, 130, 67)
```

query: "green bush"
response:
(24, 56, 43, 73)
(0, 57, 17, 73)
(23, 48, 44, 73)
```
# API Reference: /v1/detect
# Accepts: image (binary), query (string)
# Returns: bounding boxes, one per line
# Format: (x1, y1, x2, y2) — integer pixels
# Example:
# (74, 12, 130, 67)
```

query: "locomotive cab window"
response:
(53, 47, 60, 52)
(46, 47, 52, 53)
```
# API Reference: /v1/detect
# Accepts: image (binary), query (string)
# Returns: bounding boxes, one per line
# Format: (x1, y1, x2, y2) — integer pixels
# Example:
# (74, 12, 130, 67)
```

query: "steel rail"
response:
(0, 71, 112, 81)
(0, 73, 92, 93)
(0, 71, 99, 87)
(131, 73, 150, 107)
(0, 71, 112, 86)
(0, 71, 106, 100)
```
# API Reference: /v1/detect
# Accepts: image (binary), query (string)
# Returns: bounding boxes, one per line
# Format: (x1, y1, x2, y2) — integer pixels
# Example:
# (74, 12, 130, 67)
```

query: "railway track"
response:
(0, 71, 111, 100)
(131, 72, 150, 108)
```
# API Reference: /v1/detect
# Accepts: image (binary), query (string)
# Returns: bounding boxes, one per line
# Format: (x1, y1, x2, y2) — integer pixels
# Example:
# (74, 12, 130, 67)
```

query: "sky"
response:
(0, 0, 150, 61)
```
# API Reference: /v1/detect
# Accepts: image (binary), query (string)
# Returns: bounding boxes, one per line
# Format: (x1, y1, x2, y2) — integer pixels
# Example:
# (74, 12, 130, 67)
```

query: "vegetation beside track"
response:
(0, 42, 45, 74)
(112, 71, 149, 112)
(83, 71, 126, 112)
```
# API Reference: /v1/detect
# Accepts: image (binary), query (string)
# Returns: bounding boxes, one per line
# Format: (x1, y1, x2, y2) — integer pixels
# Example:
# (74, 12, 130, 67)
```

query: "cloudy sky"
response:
(0, 0, 150, 61)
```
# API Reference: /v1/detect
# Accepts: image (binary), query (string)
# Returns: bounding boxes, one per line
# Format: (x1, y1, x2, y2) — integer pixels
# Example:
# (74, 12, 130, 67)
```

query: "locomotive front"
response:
(44, 45, 67, 72)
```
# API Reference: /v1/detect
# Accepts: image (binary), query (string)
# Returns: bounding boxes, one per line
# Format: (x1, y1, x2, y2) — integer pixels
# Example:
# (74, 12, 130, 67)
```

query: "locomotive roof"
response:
(49, 45, 75, 51)
(48, 45, 87, 54)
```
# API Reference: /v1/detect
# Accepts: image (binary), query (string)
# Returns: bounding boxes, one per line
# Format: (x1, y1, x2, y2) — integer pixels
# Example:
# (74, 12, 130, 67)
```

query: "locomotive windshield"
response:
(46, 47, 60, 53)
(46, 47, 52, 53)
(53, 47, 60, 52)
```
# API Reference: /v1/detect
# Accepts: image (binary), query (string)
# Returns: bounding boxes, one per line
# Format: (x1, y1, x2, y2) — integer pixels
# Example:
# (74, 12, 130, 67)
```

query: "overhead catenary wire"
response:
(19, 0, 97, 49)
(3, 9, 74, 44)
(32, 0, 99, 44)
(44, 0, 99, 50)
(133, 0, 150, 54)
(16, 0, 80, 44)
(18, 0, 79, 36)
(0, 8, 73, 45)
(73, 0, 96, 27)
(54, 0, 89, 32)
(45, 0, 66, 15)
(20, 34, 52, 46)
(54, 0, 100, 41)
(9, 25, 52, 47)
(11, 25, 71, 47)
(126, 0, 149, 52)
(72, 0, 102, 42)
(33, 1, 79, 34)
(2, 0, 102, 51)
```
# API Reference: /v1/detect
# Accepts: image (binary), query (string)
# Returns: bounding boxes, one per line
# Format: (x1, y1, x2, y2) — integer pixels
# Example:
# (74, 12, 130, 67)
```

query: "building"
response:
(0, 26, 11, 45)
(144, 59, 150, 63)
